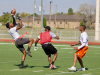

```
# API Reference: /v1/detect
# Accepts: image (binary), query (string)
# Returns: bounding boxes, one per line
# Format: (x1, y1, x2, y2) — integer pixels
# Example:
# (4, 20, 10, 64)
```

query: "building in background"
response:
(16, 15, 82, 29)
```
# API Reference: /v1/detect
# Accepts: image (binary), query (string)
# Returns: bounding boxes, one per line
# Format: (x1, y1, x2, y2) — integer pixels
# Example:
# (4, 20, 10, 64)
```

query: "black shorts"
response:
(15, 38, 29, 52)
(42, 44, 57, 55)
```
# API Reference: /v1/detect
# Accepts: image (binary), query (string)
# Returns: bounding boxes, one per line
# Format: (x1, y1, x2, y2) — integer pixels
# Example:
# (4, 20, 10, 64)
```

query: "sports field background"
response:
(0, 27, 97, 42)
(0, 42, 100, 75)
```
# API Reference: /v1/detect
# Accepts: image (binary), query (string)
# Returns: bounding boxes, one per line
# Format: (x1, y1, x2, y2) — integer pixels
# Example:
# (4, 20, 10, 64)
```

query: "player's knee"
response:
(74, 53, 77, 56)
(22, 50, 26, 54)
(29, 38, 34, 42)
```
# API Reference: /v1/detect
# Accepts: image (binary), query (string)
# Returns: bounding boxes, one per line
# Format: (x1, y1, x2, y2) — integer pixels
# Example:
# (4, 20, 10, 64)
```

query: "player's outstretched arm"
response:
(70, 41, 80, 46)
(16, 15, 22, 30)
(12, 16, 17, 26)
(55, 36, 59, 40)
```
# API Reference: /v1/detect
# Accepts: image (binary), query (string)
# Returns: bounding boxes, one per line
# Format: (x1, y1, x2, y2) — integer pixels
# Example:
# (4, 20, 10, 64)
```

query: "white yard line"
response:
(61, 48, 73, 49)
(10, 69, 20, 71)
(33, 70, 43, 72)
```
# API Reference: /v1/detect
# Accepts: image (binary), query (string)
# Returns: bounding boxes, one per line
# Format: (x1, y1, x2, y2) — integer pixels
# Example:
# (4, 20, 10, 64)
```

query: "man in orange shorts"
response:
(68, 25, 88, 71)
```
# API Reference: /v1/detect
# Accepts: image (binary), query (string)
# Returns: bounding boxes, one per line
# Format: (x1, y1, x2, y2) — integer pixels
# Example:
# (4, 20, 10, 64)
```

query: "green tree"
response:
(56, 13, 60, 15)
(30, 13, 38, 17)
(43, 16, 47, 27)
(21, 12, 30, 18)
(68, 8, 74, 15)
(0, 16, 2, 22)
(1, 12, 11, 24)
(61, 12, 63, 15)
(80, 20, 84, 26)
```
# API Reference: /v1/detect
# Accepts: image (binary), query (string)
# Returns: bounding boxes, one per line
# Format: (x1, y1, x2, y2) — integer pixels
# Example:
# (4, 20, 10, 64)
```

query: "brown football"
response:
(11, 9, 16, 16)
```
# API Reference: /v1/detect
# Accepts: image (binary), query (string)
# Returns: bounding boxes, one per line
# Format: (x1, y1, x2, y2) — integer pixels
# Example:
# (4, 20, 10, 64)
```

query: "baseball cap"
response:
(44, 26, 51, 31)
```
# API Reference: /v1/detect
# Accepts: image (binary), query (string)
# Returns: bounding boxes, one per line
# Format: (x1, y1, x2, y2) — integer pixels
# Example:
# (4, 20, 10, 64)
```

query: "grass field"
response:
(0, 42, 100, 75)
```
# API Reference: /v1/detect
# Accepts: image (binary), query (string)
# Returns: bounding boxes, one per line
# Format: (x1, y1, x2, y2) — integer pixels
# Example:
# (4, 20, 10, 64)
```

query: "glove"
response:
(17, 14, 21, 20)
(34, 46, 38, 51)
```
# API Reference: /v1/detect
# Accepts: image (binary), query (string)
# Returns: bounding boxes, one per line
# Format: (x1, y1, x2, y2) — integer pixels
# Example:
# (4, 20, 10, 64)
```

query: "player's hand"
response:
(70, 44, 75, 46)
(17, 14, 21, 20)
(74, 47, 78, 50)
(34, 46, 38, 51)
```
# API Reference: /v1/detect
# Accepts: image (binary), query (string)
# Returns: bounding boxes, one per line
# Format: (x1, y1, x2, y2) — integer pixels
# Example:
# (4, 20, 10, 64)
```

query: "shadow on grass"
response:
(14, 64, 29, 68)
(75, 68, 89, 72)
(43, 66, 60, 69)
(14, 64, 60, 69)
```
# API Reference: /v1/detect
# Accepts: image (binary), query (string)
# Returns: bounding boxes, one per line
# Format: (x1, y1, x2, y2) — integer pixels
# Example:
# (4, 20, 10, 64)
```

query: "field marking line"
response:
(61, 48, 73, 49)
(33, 70, 43, 72)
(95, 53, 100, 54)
(10, 69, 20, 71)
(46, 71, 74, 75)
(82, 73, 92, 75)
(1, 43, 100, 49)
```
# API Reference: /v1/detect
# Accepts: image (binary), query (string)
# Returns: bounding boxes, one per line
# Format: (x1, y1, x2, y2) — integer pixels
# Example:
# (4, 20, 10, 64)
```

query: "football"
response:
(11, 9, 16, 16)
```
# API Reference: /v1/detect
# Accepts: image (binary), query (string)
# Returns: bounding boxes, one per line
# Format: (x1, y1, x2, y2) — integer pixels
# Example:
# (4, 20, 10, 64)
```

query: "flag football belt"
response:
(18, 32, 27, 39)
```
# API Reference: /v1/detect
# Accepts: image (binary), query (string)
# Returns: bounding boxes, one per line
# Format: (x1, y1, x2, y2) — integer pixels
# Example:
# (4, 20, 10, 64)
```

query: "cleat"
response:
(25, 51, 32, 57)
(49, 64, 57, 69)
(68, 66, 76, 71)
(19, 65, 26, 68)
(77, 67, 85, 71)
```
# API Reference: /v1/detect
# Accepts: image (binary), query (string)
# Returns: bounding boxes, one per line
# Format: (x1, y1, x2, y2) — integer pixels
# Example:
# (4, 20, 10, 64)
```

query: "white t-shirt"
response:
(78, 32, 88, 49)
(8, 27, 20, 41)
(38, 32, 56, 44)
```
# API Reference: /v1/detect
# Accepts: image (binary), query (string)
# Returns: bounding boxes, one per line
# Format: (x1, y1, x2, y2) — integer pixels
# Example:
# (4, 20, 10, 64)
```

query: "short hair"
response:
(81, 25, 86, 30)
(6, 22, 10, 28)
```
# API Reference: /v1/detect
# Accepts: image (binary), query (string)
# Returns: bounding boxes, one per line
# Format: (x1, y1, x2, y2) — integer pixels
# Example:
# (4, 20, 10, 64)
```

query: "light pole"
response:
(49, 1, 52, 26)
(41, 0, 43, 32)
(55, 5, 57, 29)
(95, 0, 99, 41)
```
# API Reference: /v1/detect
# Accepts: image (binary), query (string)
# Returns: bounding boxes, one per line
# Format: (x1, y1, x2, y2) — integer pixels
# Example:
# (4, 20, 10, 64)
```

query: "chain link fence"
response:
(0, 28, 98, 42)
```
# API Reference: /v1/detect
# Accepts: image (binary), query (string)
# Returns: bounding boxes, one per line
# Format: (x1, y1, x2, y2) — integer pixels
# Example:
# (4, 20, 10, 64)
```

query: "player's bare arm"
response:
(55, 36, 59, 40)
(70, 41, 80, 46)
(16, 15, 22, 30)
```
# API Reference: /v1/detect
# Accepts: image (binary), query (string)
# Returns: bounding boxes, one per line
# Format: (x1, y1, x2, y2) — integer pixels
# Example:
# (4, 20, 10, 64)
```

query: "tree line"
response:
(0, 3, 95, 28)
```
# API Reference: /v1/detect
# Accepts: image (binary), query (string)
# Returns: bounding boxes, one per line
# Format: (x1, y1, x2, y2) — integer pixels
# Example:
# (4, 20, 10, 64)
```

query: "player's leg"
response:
(52, 52, 57, 65)
(77, 57, 85, 71)
(49, 44, 57, 69)
(77, 57, 84, 67)
(27, 38, 34, 52)
(20, 38, 34, 57)
(73, 53, 77, 67)
(48, 54, 51, 66)
(20, 50, 26, 68)
(68, 53, 77, 71)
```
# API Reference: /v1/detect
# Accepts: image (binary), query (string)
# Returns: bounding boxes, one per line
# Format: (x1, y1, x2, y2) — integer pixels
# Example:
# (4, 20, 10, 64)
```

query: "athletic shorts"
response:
(76, 46, 88, 58)
(42, 44, 57, 55)
(15, 38, 29, 52)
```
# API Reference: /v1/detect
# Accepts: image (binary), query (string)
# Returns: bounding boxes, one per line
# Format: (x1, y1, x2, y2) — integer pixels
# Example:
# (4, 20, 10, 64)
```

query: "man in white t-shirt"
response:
(68, 25, 88, 71)
(6, 14, 34, 68)
(35, 26, 59, 69)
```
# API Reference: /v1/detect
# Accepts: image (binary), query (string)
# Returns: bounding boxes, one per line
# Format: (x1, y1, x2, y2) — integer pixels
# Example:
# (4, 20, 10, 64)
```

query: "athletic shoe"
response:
(77, 67, 85, 71)
(49, 64, 57, 69)
(25, 51, 32, 57)
(19, 65, 26, 68)
(68, 66, 76, 71)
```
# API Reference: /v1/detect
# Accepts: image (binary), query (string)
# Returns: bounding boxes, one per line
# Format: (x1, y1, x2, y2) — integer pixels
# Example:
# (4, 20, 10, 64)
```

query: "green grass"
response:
(0, 42, 100, 75)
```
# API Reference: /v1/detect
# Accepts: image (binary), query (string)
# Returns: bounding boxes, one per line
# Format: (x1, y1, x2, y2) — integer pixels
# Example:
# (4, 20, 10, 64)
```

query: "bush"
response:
(80, 20, 84, 26)
(43, 17, 47, 27)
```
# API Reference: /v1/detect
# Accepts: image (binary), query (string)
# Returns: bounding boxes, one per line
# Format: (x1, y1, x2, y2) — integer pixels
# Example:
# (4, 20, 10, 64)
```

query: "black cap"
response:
(6, 22, 10, 28)
(44, 26, 51, 31)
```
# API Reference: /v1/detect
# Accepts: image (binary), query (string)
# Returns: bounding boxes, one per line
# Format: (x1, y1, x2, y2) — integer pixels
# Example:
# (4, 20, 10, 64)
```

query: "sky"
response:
(0, 0, 96, 16)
